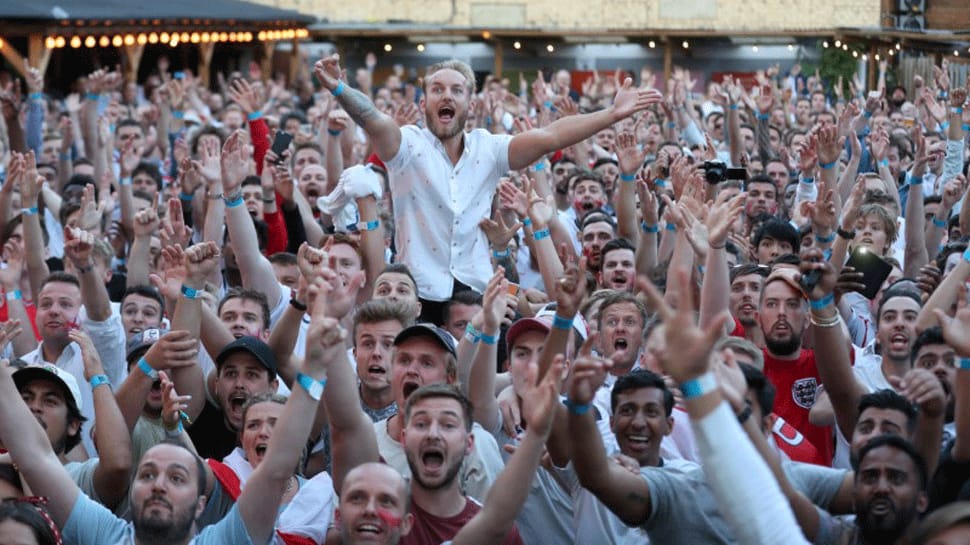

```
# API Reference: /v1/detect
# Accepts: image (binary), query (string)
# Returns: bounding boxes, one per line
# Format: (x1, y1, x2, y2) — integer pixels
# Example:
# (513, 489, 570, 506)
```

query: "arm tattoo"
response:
(337, 87, 381, 128)
(756, 116, 776, 162)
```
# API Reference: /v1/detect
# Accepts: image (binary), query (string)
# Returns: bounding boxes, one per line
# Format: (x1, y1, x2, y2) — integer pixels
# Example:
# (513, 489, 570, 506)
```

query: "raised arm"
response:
(935, 294, 970, 462)
(0, 323, 80, 527)
(236, 283, 336, 545)
(467, 269, 505, 432)
(220, 130, 283, 309)
(698, 192, 745, 331)
(71, 329, 132, 510)
(615, 131, 645, 241)
(0, 239, 37, 356)
(453, 355, 564, 545)
(313, 55, 401, 162)
(12, 151, 50, 304)
(508, 81, 662, 171)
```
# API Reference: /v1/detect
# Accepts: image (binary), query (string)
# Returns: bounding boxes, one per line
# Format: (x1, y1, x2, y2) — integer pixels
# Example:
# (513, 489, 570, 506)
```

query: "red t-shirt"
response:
(729, 317, 746, 339)
(762, 348, 832, 466)
(0, 291, 40, 340)
(769, 413, 828, 467)
(401, 496, 523, 545)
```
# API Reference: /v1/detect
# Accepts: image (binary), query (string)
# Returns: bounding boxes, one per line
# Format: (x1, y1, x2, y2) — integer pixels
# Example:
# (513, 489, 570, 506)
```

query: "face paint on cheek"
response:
(377, 508, 401, 529)
(64, 318, 80, 331)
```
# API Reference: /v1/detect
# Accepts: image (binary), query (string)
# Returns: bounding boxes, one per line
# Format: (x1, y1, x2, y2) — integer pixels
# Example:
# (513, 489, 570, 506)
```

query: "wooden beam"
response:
(288, 38, 299, 84)
(0, 41, 28, 79)
(261, 40, 274, 81)
(197, 42, 215, 88)
(662, 39, 672, 88)
(27, 33, 51, 77)
(867, 42, 877, 91)
(493, 40, 503, 78)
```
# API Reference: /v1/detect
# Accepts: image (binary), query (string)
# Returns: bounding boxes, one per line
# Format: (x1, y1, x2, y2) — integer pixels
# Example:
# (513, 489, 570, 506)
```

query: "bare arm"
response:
(356, 195, 385, 302)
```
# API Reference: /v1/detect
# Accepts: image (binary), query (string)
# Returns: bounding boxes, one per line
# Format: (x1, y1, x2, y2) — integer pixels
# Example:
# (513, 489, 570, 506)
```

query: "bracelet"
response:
(809, 293, 834, 310)
(960, 358, 970, 370)
(757, 113, 770, 121)
(75, 263, 94, 275)
(552, 314, 573, 331)
(533, 228, 550, 241)
(289, 298, 307, 312)
(492, 248, 510, 258)
(361, 219, 380, 232)
(85, 92, 100, 101)
(59, 152, 71, 161)
(5, 290, 21, 301)
(119, 176, 132, 186)
(327, 128, 342, 136)
(179, 192, 194, 201)
(180, 284, 203, 299)
(465, 323, 481, 344)
(137, 357, 159, 380)
(729, 104, 739, 110)
(532, 162, 545, 172)
(479, 331, 497, 345)
(932, 216, 948, 228)
(296, 373, 326, 400)
(962, 247, 970, 263)
(709, 241, 726, 250)
(172, 110, 185, 120)
(543, 100, 554, 110)
(800, 177, 814, 184)
(28, 92, 43, 101)
(247, 110, 262, 121)
(815, 232, 836, 244)
(564, 398, 592, 415)
(879, 158, 889, 168)
(952, 107, 964, 115)
(910, 175, 923, 186)
(665, 223, 676, 232)
(641, 221, 659, 234)
(654, 178, 667, 188)
(666, 122, 677, 129)
(810, 313, 842, 328)
(837, 227, 856, 240)
(207, 192, 224, 200)
(224, 195, 244, 208)
(619, 173, 636, 182)
(522, 217, 533, 228)
(332, 81, 345, 97)
(819, 161, 836, 170)
(89, 374, 111, 390)
(863, 110, 873, 119)
(164, 420, 184, 437)
(962, 124, 970, 132)
(941, 121, 951, 131)
(680, 372, 717, 400)
(736, 403, 753, 425)
(20, 207, 38, 216)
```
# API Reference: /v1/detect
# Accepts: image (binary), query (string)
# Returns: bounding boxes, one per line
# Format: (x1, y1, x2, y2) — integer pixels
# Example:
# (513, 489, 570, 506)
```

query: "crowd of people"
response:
(0, 45, 969, 545)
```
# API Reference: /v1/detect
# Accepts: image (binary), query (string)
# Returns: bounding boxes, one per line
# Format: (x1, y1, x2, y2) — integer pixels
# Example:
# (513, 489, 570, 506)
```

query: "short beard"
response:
(133, 504, 196, 545)
(765, 334, 801, 357)
(428, 110, 468, 141)
(405, 454, 463, 492)
(857, 499, 919, 545)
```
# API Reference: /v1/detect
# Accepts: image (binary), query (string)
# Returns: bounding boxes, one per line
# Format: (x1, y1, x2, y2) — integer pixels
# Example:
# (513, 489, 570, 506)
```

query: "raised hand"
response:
(479, 209, 521, 250)
(143, 330, 200, 371)
(815, 124, 842, 167)
(183, 241, 221, 285)
(611, 77, 663, 121)
(296, 242, 328, 282)
(567, 334, 612, 405)
(193, 136, 222, 185)
(615, 131, 645, 176)
(521, 354, 566, 439)
(941, 175, 967, 212)
(555, 255, 587, 319)
(0, 321, 23, 355)
(889, 368, 945, 419)
(220, 130, 249, 191)
(304, 277, 350, 366)
(481, 268, 508, 333)
(160, 199, 191, 250)
(312, 54, 344, 92)
(69, 329, 107, 382)
(159, 370, 192, 431)
(797, 247, 838, 301)
(63, 227, 95, 269)
(132, 207, 160, 239)
(149, 245, 188, 302)
(497, 177, 529, 219)
(706, 191, 745, 249)
(0, 240, 24, 290)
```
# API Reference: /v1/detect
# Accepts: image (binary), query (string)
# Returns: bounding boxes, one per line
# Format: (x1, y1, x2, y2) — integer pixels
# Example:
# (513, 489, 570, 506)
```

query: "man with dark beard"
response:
(757, 268, 834, 464)
(313, 55, 662, 323)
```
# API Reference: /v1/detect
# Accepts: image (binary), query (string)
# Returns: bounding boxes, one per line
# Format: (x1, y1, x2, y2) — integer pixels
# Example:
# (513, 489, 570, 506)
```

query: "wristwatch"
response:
(836, 227, 856, 240)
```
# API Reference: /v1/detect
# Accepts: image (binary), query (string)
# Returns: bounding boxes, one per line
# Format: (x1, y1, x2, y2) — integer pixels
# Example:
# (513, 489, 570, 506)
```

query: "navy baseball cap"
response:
(215, 337, 278, 380)
(393, 323, 457, 358)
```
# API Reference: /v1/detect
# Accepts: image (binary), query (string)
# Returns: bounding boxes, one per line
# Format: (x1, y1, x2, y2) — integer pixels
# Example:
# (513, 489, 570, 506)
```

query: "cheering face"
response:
(745, 182, 778, 218)
(391, 337, 452, 409)
(598, 301, 645, 372)
(571, 179, 606, 215)
(121, 293, 163, 337)
(241, 400, 284, 469)
(875, 297, 920, 363)
(610, 387, 672, 466)
(853, 446, 927, 542)
(582, 221, 614, 270)
(913, 344, 957, 410)
(130, 444, 205, 545)
(729, 273, 764, 327)
(599, 248, 635, 292)
(215, 354, 278, 431)
(423, 69, 471, 142)
(355, 320, 405, 397)
(402, 396, 471, 491)
(757, 281, 806, 357)
(36, 281, 82, 345)
(853, 214, 891, 256)
(337, 463, 413, 545)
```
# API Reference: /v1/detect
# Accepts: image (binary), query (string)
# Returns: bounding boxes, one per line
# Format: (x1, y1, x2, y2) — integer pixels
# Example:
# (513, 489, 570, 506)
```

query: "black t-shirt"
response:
(188, 401, 238, 461)
(928, 438, 970, 511)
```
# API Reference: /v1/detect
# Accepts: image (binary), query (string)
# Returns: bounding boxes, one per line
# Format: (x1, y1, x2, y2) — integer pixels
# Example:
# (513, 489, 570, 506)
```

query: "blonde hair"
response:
(424, 60, 476, 96)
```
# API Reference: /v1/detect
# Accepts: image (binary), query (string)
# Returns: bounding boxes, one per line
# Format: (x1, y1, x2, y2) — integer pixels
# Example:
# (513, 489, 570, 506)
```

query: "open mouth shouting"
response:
(437, 105, 455, 125)
(402, 380, 421, 401)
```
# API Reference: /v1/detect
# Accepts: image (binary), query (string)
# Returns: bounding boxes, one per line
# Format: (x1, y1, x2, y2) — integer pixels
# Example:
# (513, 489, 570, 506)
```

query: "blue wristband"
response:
(479, 331, 497, 345)
(5, 290, 21, 301)
(801, 177, 814, 184)
(247, 110, 262, 121)
(619, 173, 636, 182)
(89, 374, 111, 390)
(522, 217, 533, 228)
(963, 124, 970, 132)
(137, 357, 159, 380)
(960, 358, 970, 370)
(879, 158, 889, 168)
(119, 177, 132, 186)
(296, 373, 326, 400)
(172, 110, 185, 120)
(465, 323, 481, 343)
(85, 92, 100, 101)
(654, 178, 668, 188)
(941, 121, 950, 131)
(552, 314, 573, 331)
(932, 216, 948, 228)
(757, 113, 770, 121)
(20, 207, 38, 216)
(666, 122, 677, 129)
(910, 175, 924, 186)
(729, 104, 739, 110)
(28, 92, 43, 101)
(863, 110, 873, 119)
(952, 107, 964, 115)
(179, 191, 194, 201)
(532, 162, 545, 172)
(815, 232, 836, 244)
(564, 398, 592, 415)
(963, 248, 970, 263)
(181, 284, 203, 299)
(680, 372, 717, 399)
(641, 221, 659, 234)
(332, 81, 345, 97)
(327, 128, 342, 136)
(361, 219, 380, 231)
(225, 195, 244, 208)
(665, 223, 676, 232)
(819, 161, 836, 170)
(533, 228, 550, 241)
(810, 293, 835, 309)
(543, 100, 554, 110)
(492, 248, 510, 258)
